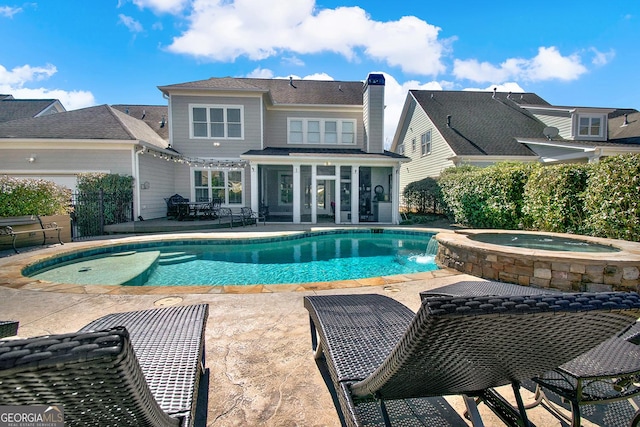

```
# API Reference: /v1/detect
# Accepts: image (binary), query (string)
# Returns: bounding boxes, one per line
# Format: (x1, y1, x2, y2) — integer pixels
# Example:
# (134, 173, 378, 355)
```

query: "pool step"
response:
(158, 252, 198, 265)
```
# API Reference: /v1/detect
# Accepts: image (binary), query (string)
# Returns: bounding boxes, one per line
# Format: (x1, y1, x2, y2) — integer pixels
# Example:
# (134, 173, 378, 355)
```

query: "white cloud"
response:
(0, 6, 22, 18)
(119, 14, 144, 33)
(0, 64, 95, 111)
(463, 82, 526, 93)
(590, 48, 615, 66)
(246, 67, 274, 78)
(453, 46, 587, 83)
(130, 0, 189, 14)
(166, 0, 446, 77)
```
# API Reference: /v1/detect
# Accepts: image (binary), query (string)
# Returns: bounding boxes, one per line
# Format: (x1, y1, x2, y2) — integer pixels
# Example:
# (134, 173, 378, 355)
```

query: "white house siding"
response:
(0, 148, 133, 191)
(169, 94, 263, 158)
(396, 101, 455, 206)
(263, 108, 363, 148)
(531, 112, 572, 139)
(137, 153, 176, 219)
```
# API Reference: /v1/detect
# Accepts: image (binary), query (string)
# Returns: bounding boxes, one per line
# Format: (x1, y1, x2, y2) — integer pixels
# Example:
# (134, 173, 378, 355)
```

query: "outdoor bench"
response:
(0, 216, 63, 253)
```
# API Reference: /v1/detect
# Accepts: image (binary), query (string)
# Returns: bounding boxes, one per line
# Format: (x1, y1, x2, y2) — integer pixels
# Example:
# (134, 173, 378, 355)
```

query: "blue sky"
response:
(1, 0, 638, 146)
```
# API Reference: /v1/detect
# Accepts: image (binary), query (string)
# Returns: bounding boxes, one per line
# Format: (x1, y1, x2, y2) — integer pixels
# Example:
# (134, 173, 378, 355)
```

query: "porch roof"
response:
(241, 147, 408, 161)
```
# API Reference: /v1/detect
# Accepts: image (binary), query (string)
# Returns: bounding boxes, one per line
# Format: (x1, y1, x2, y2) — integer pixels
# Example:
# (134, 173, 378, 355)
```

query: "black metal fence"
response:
(70, 190, 133, 240)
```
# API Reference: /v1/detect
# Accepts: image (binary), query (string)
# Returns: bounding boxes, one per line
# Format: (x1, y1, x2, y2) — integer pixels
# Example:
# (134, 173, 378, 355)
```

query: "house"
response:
(0, 104, 176, 218)
(157, 73, 408, 224)
(390, 89, 640, 202)
(0, 95, 66, 123)
(0, 73, 408, 224)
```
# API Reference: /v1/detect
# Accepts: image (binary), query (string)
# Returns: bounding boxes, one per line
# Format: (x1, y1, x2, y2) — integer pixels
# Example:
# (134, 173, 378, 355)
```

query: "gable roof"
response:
(111, 104, 169, 141)
(410, 90, 549, 157)
(0, 104, 167, 149)
(0, 98, 65, 123)
(159, 77, 364, 106)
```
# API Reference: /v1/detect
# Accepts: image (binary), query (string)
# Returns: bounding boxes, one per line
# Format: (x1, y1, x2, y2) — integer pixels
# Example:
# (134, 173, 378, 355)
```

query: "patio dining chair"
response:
(0, 304, 208, 427)
(304, 291, 640, 426)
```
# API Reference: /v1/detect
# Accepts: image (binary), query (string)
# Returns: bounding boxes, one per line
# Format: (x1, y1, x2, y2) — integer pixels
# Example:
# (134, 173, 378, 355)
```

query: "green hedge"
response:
(435, 155, 640, 242)
(0, 175, 71, 217)
(583, 155, 640, 241)
(402, 177, 443, 214)
(522, 164, 590, 233)
(438, 163, 535, 229)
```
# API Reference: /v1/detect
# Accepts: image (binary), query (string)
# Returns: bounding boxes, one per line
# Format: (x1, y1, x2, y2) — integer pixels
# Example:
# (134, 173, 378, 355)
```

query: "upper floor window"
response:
(190, 104, 244, 139)
(578, 115, 603, 138)
(287, 118, 356, 145)
(397, 143, 404, 155)
(411, 137, 416, 152)
(421, 130, 432, 156)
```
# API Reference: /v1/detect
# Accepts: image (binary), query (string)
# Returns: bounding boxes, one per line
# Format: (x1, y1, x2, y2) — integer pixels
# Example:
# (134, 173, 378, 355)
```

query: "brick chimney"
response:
(363, 73, 385, 153)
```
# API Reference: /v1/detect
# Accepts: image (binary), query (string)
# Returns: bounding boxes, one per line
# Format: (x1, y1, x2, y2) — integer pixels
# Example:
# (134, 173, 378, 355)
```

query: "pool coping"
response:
(0, 227, 455, 295)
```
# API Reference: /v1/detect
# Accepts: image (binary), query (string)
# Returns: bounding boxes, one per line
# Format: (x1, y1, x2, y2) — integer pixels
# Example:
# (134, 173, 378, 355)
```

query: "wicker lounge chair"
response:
(421, 281, 640, 427)
(0, 304, 208, 427)
(304, 292, 640, 426)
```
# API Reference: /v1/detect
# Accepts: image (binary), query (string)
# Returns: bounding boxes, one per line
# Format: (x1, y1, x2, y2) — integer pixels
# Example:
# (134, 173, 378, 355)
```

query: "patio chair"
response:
(164, 193, 189, 219)
(421, 281, 640, 427)
(0, 304, 208, 427)
(304, 292, 640, 427)
(240, 207, 265, 226)
(0, 320, 18, 338)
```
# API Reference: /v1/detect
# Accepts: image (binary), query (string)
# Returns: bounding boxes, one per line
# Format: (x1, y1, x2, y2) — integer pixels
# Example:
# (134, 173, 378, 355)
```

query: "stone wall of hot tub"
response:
(435, 231, 640, 292)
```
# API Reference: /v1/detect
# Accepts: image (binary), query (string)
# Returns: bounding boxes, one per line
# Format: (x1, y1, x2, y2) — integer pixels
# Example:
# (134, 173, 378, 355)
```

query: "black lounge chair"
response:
(422, 281, 640, 427)
(0, 320, 18, 338)
(304, 292, 640, 426)
(0, 304, 208, 427)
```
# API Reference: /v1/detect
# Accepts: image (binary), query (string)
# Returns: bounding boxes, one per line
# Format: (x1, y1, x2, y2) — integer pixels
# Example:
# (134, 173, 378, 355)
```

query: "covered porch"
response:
(243, 148, 407, 225)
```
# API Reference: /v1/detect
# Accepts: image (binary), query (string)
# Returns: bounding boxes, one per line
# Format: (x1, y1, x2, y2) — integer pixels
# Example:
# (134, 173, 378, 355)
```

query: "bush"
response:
(583, 155, 640, 241)
(0, 175, 71, 217)
(402, 177, 443, 214)
(522, 164, 590, 233)
(74, 173, 134, 236)
(439, 163, 534, 228)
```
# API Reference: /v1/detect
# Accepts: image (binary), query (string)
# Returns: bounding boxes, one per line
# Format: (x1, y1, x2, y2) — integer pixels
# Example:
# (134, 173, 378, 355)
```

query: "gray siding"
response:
(532, 112, 572, 139)
(397, 100, 455, 200)
(264, 109, 363, 149)
(138, 154, 176, 219)
(170, 94, 263, 159)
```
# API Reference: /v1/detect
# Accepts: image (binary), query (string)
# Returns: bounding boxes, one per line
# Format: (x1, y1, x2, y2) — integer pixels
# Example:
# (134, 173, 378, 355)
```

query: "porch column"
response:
(311, 164, 317, 223)
(351, 166, 359, 224)
(293, 163, 301, 223)
(250, 163, 259, 212)
(392, 165, 400, 224)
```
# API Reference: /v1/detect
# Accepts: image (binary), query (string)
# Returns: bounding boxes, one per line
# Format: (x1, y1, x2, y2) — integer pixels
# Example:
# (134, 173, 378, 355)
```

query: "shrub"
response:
(583, 155, 640, 241)
(402, 177, 443, 214)
(522, 164, 590, 233)
(439, 163, 534, 228)
(0, 175, 71, 217)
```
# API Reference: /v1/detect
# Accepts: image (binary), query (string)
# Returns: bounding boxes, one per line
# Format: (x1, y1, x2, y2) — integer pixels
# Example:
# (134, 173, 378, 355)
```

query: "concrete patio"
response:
(1, 224, 638, 426)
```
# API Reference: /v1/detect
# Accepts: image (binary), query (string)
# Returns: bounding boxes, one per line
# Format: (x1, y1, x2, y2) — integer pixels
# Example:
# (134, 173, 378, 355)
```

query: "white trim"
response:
(286, 117, 357, 145)
(188, 103, 245, 140)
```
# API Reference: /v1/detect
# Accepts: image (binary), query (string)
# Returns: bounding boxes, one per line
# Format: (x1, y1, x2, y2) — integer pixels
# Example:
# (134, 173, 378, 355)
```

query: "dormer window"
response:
(577, 115, 604, 138)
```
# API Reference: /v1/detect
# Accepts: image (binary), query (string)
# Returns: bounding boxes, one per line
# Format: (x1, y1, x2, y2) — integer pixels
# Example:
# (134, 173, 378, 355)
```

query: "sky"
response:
(1, 0, 639, 148)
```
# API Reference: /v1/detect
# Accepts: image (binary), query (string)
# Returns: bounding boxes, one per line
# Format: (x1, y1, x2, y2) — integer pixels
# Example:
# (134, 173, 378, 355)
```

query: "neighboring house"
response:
(0, 104, 176, 219)
(0, 74, 408, 224)
(391, 89, 640, 202)
(0, 95, 66, 123)
(158, 73, 408, 224)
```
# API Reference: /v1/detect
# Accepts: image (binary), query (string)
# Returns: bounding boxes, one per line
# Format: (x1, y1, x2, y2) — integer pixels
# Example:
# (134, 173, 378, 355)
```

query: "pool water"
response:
(28, 230, 439, 286)
(468, 233, 620, 253)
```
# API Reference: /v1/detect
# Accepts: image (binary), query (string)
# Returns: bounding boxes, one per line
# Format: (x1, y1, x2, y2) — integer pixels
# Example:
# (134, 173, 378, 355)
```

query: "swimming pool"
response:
(26, 230, 439, 286)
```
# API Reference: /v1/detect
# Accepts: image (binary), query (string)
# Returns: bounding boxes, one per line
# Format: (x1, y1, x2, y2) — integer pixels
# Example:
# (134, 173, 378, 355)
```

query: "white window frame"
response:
(577, 114, 604, 138)
(287, 118, 357, 145)
(191, 168, 244, 205)
(421, 130, 432, 156)
(189, 104, 244, 140)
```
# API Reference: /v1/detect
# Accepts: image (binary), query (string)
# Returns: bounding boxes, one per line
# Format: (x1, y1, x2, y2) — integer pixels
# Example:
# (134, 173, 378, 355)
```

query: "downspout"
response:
(133, 146, 145, 220)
